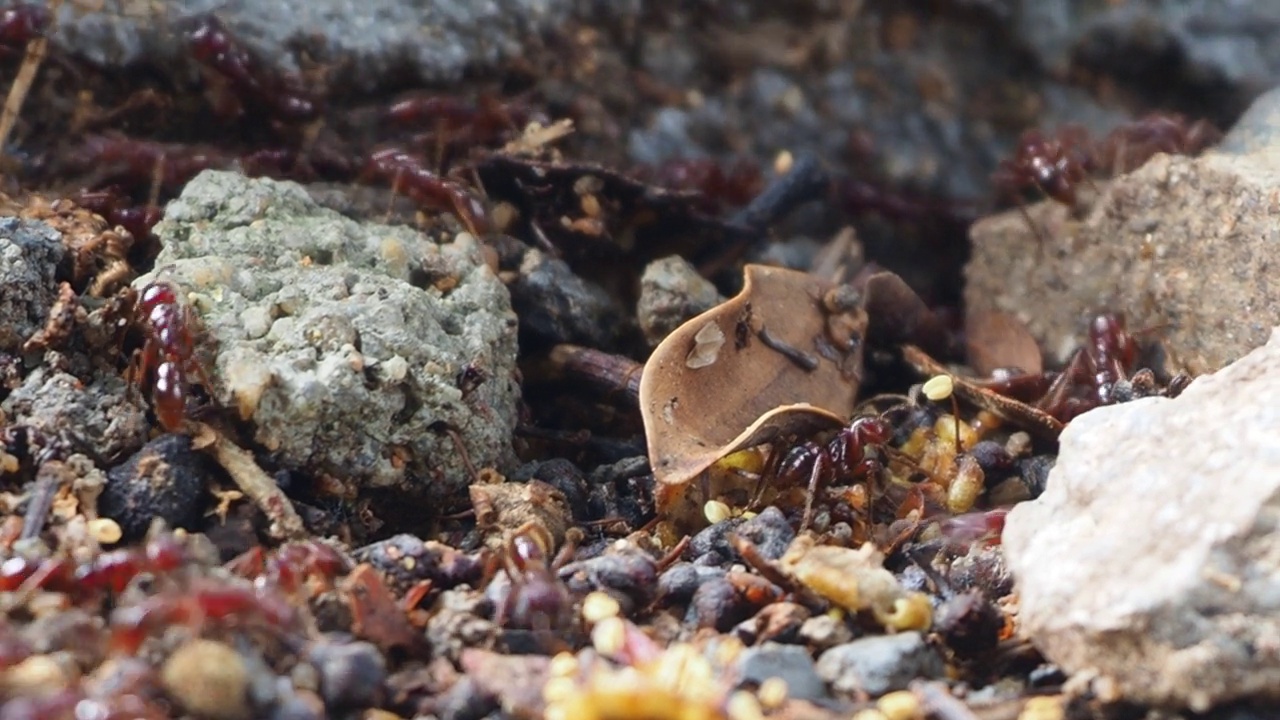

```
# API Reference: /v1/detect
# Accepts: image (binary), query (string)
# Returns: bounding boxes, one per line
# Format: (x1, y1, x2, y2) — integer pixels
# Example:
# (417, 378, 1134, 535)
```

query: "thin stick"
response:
(194, 422, 307, 540)
(0, 0, 61, 158)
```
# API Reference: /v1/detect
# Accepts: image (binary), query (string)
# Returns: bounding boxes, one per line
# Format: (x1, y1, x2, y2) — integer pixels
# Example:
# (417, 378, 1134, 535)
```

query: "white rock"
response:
(1003, 328, 1280, 712)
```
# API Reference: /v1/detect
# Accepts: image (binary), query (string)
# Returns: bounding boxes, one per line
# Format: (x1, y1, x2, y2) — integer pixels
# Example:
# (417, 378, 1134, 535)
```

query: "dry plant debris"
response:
(640, 264, 865, 488)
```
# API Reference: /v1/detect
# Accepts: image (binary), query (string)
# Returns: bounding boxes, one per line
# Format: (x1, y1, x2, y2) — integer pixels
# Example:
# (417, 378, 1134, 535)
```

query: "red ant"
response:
(108, 579, 296, 654)
(1035, 313, 1164, 422)
(632, 157, 764, 214)
(69, 134, 232, 195)
(186, 14, 319, 124)
(130, 279, 215, 431)
(0, 534, 186, 598)
(74, 188, 164, 248)
(1094, 112, 1221, 174)
(0, 3, 49, 51)
(991, 125, 1094, 255)
(225, 540, 350, 596)
(937, 507, 1009, 550)
(360, 148, 490, 236)
(488, 523, 573, 634)
(384, 92, 543, 153)
(768, 415, 894, 532)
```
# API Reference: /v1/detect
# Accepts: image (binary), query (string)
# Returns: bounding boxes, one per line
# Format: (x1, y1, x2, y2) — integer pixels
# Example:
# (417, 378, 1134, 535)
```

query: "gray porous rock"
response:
(636, 255, 724, 348)
(1012, 1, 1280, 120)
(18, 0, 582, 89)
(0, 218, 64, 353)
(142, 170, 519, 508)
(1, 369, 148, 462)
(1003, 328, 1280, 712)
(965, 85, 1280, 373)
(815, 631, 944, 698)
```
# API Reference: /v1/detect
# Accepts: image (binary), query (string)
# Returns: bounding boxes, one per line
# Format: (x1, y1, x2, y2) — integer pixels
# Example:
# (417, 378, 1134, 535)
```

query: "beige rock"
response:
(1003, 328, 1280, 711)
(161, 639, 251, 720)
(965, 146, 1280, 374)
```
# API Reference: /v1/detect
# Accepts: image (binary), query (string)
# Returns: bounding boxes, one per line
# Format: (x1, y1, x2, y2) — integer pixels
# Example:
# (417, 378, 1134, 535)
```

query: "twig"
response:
(194, 422, 307, 540)
(0, 0, 61, 158)
(913, 680, 981, 720)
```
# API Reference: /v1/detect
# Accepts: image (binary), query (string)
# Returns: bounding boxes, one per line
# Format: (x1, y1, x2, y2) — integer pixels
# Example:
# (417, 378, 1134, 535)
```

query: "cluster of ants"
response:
(760, 309, 1173, 551)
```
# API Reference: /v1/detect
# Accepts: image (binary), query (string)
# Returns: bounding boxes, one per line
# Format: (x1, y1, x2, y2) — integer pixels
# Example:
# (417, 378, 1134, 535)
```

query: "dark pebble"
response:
(558, 550, 659, 614)
(816, 632, 945, 698)
(968, 441, 1015, 484)
(510, 251, 624, 349)
(657, 562, 724, 606)
(511, 459, 593, 522)
(98, 433, 215, 540)
(1015, 454, 1055, 498)
(307, 637, 387, 711)
(736, 642, 828, 702)
(733, 506, 795, 561)
(353, 533, 482, 596)
(687, 516, 747, 564)
(934, 590, 1002, 658)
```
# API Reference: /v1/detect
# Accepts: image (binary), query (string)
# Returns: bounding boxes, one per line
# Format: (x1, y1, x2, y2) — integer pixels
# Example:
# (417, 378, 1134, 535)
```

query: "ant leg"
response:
(1036, 349, 1088, 421)
(800, 450, 830, 534)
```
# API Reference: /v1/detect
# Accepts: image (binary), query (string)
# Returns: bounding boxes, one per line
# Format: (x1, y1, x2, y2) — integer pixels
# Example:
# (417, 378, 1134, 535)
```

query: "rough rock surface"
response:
(0, 218, 64, 353)
(965, 87, 1280, 372)
(1004, 329, 1280, 711)
(22, 0, 582, 89)
(636, 255, 724, 348)
(143, 171, 519, 508)
(1012, 1, 1280, 123)
(815, 631, 944, 698)
(1, 370, 148, 462)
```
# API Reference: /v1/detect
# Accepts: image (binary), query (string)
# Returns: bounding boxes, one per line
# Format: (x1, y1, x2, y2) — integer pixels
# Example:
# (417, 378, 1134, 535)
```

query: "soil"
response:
(0, 2, 1269, 720)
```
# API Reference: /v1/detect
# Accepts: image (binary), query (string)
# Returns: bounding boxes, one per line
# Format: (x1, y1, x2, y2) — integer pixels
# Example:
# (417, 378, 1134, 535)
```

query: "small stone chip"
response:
(161, 639, 251, 720)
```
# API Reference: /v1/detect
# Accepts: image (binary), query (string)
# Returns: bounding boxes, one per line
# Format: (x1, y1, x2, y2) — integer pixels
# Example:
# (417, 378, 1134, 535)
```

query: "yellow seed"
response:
(88, 518, 123, 545)
(549, 652, 579, 678)
(739, 510, 758, 520)
(1018, 696, 1065, 720)
(727, 690, 765, 720)
(591, 617, 627, 656)
(851, 711, 889, 720)
(704, 500, 733, 525)
(717, 447, 767, 475)
(878, 592, 933, 631)
(877, 690, 922, 720)
(542, 676, 578, 704)
(580, 193, 602, 218)
(773, 150, 795, 175)
(582, 591, 621, 624)
(921, 374, 954, 402)
(757, 677, 789, 709)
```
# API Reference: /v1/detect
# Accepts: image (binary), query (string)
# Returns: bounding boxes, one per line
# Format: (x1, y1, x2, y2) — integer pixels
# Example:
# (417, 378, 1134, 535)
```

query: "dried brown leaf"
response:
(860, 271, 950, 357)
(639, 264, 864, 487)
(965, 310, 1043, 377)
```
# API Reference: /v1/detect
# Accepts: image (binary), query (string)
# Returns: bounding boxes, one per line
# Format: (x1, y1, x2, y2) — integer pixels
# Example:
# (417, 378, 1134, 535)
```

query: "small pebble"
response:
(816, 632, 945, 698)
(306, 637, 387, 711)
(161, 639, 251, 720)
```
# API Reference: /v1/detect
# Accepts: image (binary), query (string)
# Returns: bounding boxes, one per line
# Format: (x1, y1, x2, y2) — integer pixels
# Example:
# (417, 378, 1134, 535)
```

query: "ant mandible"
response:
(130, 280, 215, 431)
(768, 415, 893, 532)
